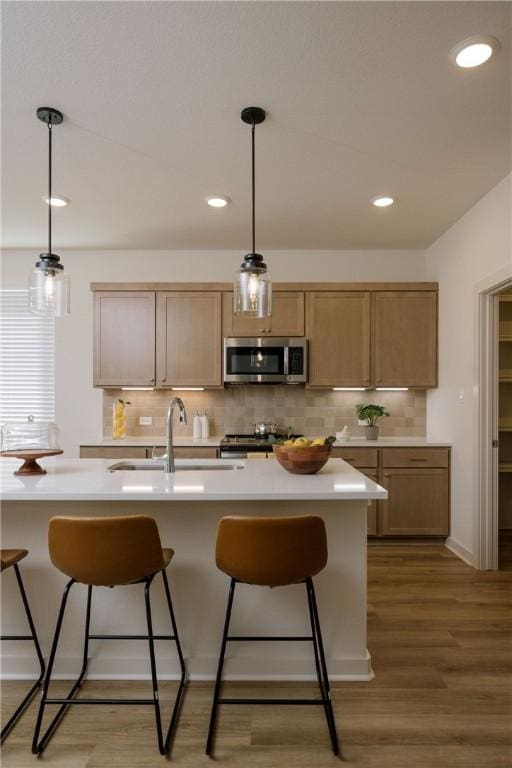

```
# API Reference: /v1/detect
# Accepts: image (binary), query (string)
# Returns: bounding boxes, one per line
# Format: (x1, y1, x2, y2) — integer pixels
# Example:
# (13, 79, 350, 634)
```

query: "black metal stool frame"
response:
(32, 568, 186, 756)
(1, 563, 46, 742)
(205, 576, 340, 756)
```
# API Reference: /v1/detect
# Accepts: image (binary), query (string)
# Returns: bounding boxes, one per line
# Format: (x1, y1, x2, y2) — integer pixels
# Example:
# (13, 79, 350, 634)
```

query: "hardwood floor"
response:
(2, 544, 511, 767)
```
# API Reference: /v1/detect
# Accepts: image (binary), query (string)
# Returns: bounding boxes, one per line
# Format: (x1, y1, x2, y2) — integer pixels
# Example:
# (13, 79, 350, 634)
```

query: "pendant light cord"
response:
(251, 120, 256, 255)
(48, 120, 52, 257)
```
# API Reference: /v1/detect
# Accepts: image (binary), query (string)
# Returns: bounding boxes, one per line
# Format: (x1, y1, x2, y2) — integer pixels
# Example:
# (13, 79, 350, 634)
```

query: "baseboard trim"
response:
(1, 650, 374, 683)
(445, 536, 474, 567)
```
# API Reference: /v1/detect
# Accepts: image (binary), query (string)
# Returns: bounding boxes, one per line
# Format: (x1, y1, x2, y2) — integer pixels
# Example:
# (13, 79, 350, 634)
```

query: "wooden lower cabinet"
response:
(380, 467, 449, 536)
(80, 446, 148, 459)
(331, 446, 450, 537)
(360, 468, 378, 536)
(80, 445, 219, 459)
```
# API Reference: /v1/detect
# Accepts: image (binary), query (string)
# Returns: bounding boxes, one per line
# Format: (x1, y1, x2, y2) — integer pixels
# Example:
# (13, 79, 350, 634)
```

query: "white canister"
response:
(200, 413, 209, 439)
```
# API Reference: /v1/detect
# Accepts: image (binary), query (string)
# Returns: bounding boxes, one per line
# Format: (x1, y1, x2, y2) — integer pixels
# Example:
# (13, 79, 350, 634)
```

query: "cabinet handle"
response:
(409, 457, 427, 461)
(384, 473, 390, 477)
(161, 378, 167, 383)
(149, 378, 155, 384)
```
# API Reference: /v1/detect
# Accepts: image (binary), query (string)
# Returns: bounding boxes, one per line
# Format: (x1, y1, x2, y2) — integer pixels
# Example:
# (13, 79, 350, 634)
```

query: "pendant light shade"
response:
(234, 107, 271, 319)
(29, 107, 70, 317)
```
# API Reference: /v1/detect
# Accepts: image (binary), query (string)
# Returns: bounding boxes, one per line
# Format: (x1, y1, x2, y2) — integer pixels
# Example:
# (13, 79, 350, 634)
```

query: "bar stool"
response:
(32, 515, 186, 756)
(206, 515, 340, 755)
(1, 549, 45, 742)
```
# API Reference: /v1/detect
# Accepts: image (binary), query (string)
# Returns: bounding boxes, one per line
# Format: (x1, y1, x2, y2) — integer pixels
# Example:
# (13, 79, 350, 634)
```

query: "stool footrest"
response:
(226, 635, 314, 642)
(88, 634, 175, 641)
(1, 635, 35, 641)
(45, 698, 154, 706)
(218, 697, 326, 706)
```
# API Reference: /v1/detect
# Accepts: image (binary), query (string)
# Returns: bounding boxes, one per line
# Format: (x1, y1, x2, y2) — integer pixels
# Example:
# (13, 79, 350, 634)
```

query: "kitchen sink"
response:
(107, 461, 244, 472)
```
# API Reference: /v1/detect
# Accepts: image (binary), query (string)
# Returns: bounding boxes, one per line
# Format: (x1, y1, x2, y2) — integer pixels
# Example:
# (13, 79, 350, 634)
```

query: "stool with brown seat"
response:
(31, 515, 186, 756)
(1, 549, 45, 742)
(206, 515, 339, 756)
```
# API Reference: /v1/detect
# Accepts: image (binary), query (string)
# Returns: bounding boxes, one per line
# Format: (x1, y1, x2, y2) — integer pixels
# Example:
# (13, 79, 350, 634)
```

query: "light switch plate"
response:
(139, 416, 152, 426)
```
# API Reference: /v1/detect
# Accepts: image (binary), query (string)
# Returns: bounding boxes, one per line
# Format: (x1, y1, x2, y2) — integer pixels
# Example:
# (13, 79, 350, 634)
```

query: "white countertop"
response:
(0, 457, 387, 502)
(80, 436, 450, 448)
(332, 437, 451, 448)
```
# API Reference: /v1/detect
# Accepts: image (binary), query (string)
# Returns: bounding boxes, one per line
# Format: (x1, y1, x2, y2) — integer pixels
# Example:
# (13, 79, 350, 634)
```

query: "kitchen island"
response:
(1, 456, 386, 682)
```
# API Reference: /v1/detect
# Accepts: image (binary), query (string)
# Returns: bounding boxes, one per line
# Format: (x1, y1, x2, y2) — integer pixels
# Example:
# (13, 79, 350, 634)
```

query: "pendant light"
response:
(29, 107, 70, 317)
(234, 106, 272, 318)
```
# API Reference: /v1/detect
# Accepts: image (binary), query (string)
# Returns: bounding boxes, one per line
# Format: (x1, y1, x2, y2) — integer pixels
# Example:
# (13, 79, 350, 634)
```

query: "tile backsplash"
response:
(103, 387, 426, 439)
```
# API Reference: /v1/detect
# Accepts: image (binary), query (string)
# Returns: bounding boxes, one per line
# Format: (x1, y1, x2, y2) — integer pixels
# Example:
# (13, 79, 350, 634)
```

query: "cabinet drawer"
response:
(331, 447, 377, 468)
(382, 448, 449, 468)
(80, 446, 148, 459)
(172, 447, 218, 459)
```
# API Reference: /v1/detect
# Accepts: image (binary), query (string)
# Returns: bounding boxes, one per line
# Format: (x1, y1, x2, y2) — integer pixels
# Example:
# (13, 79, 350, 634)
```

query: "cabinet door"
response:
(307, 292, 371, 387)
(373, 291, 437, 387)
(93, 292, 155, 387)
(380, 468, 449, 536)
(222, 292, 304, 337)
(360, 468, 378, 536)
(156, 292, 222, 387)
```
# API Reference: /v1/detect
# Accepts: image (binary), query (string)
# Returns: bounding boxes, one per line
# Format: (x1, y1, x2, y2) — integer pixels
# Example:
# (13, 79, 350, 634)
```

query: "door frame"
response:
(475, 267, 512, 569)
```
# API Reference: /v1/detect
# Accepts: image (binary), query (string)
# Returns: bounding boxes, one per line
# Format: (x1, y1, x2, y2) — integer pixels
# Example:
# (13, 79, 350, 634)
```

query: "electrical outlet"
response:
(357, 419, 367, 426)
(139, 416, 152, 426)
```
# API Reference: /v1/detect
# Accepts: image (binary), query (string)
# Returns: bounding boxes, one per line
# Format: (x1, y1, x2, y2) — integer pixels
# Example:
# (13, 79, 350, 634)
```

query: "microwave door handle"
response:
(284, 346, 289, 376)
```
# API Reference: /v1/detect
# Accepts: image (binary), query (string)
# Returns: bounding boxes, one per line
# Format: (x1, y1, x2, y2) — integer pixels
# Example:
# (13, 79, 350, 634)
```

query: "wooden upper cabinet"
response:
(156, 292, 222, 387)
(307, 292, 371, 387)
(222, 292, 305, 337)
(93, 292, 156, 387)
(373, 291, 437, 387)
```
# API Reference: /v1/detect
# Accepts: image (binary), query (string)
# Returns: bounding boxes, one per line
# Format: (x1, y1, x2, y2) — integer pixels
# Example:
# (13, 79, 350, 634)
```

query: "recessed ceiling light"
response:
(206, 195, 230, 208)
(372, 196, 394, 208)
(42, 195, 70, 207)
(451, 36, 499, 68)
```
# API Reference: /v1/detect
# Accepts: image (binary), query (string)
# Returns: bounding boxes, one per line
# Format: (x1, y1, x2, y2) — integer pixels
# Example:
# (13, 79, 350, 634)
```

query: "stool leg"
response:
(205, 577, 236, 755)
(32, 581, 92, 755)
(0, 564, 46, 742)
(161, 569, 186, 754)
(144, 575, 166, 755)
(306, 577, 340, 756)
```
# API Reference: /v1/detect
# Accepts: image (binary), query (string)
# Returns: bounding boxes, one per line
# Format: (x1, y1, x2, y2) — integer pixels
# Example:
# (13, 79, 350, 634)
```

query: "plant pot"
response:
(364, 426, 379, 441)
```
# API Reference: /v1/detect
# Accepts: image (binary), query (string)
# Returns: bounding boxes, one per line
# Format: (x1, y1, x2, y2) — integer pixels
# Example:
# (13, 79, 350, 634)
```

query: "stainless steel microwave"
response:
(223, 337, 307, 383)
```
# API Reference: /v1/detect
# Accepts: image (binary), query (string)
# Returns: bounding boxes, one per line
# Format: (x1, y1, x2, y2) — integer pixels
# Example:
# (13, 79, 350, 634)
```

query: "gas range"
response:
(220, 433, 300, 457)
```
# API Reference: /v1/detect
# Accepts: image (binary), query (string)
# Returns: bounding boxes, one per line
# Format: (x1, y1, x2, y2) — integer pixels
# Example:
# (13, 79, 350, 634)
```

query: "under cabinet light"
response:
(171, 387, 205, 391)
(375, 387, 409, 391)
(121, 387, 154, 391)
(332, 387, 367, 391)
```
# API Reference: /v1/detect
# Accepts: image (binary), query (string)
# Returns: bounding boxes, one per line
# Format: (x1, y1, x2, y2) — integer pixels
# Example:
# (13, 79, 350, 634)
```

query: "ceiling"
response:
(2, 1, 511, 251)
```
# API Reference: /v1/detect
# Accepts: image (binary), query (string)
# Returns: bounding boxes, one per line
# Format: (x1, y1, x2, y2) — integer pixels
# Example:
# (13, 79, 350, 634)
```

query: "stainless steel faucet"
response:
(165, 397, 187, 473)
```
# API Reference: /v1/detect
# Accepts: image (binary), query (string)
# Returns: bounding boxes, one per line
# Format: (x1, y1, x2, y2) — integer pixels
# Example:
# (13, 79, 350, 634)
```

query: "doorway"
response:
(477, 272, 512, 571)
(497, 291, 512, 569)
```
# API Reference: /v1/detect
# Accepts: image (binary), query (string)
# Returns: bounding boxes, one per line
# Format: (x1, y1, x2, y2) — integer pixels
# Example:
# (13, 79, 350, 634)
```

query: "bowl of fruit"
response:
(272, 436, 336, 475)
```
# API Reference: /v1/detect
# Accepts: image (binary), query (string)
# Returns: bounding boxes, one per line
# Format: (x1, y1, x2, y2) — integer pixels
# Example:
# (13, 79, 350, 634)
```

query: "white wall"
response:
(1, 249, 426, 455)
(426, 174, 512, 561)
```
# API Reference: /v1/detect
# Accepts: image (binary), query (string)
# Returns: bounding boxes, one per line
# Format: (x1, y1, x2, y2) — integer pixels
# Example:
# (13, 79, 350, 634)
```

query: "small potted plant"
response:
(355, 403, 390, 441)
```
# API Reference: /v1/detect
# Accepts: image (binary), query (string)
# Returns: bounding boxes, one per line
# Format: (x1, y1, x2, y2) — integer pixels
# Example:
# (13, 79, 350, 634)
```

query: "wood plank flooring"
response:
(2, 544, 511, 767)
